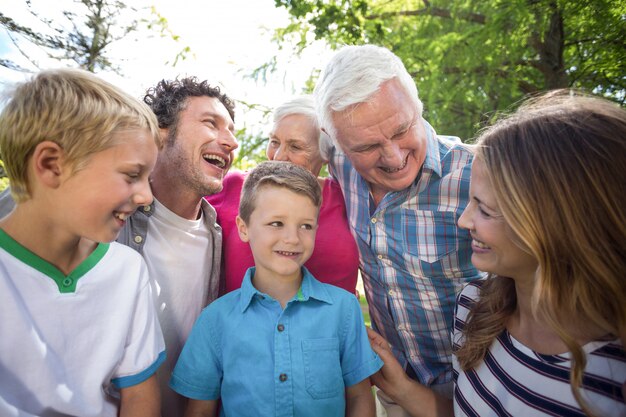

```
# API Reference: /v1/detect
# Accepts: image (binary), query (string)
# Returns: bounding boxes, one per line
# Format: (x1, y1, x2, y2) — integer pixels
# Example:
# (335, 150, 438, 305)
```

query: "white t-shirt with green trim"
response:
(0, 230, 165, 417)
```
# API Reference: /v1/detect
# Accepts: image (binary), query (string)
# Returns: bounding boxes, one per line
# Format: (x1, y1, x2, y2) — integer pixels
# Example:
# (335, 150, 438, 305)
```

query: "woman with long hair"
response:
(369, 91, 626, 416)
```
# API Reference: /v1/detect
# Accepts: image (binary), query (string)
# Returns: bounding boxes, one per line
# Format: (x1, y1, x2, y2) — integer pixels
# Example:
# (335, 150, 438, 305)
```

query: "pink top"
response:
(206, 170, 359, 294)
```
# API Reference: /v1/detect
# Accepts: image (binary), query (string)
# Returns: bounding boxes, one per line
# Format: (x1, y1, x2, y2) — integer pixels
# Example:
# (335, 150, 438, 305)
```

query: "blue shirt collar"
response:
(239, 266, 334, 312)
(421, 119, 443, 178)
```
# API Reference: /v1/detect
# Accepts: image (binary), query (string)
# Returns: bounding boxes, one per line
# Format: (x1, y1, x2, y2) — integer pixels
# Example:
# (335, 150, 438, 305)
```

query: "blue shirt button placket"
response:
(274, 311, 293, 416)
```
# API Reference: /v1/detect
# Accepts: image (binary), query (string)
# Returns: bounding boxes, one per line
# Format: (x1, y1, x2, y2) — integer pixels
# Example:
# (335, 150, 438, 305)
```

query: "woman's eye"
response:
(479, 207, 491, 218)
(300, 224, 313, 230)
(269, 221, 283, 227)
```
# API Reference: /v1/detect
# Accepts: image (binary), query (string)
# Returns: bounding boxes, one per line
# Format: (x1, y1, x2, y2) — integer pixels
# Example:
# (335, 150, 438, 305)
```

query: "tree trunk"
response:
(530, 1, 569, 89)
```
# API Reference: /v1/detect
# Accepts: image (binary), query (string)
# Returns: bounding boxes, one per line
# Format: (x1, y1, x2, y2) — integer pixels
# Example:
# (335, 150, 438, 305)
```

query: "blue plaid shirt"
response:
(328, 119, 483, 387)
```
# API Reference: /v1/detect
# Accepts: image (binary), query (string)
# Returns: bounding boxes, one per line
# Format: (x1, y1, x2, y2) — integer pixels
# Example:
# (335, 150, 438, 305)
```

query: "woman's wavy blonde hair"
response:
(455, 90, 626, 416)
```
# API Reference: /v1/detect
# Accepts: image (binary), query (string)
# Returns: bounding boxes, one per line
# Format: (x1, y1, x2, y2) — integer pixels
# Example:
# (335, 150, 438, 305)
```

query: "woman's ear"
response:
(31, 141, 65, 188)
(236, 215, 250, 243)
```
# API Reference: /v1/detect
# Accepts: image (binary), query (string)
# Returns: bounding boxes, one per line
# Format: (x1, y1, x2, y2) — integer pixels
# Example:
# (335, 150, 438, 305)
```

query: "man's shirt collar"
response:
(421, 119, 443, 178)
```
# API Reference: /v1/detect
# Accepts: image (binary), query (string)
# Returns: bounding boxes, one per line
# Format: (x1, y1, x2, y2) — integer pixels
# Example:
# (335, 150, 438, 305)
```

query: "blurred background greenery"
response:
(0, 0, 623, 191)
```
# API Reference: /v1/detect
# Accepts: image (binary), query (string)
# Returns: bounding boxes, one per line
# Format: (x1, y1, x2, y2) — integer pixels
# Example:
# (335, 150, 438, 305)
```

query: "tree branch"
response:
(366, 6, 485, 24)
(0, 57, 28, 71)
(4, 29, 41, 70)
(0, 13, 65, 49)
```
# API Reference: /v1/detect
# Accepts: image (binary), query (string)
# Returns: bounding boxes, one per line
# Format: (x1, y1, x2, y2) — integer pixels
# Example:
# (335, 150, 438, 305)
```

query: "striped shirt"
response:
(327, 119, 483, 388)
(453, 281, 626, 416)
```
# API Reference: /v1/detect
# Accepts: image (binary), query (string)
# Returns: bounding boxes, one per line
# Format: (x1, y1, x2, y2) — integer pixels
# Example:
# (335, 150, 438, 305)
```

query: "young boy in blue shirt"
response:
(171, 161, 383, 416)
(0, 68, 165, 416)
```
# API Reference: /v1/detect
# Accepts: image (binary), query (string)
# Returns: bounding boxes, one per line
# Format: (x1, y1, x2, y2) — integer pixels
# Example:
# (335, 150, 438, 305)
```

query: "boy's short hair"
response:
(0, 68, 162, 202)
(239, 161, 322, 224)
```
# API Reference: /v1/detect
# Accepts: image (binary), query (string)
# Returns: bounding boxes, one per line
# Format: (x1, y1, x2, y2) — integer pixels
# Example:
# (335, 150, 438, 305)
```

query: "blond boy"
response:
(170, 161, 382, 417)
(0, 69, 165, 416)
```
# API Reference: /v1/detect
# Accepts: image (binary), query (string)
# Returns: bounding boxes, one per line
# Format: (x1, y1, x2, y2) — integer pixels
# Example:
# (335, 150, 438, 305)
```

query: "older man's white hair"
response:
(314, 45, 423, 158)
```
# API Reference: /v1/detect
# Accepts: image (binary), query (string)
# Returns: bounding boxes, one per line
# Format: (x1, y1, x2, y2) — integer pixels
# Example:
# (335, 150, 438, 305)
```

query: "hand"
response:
(367, 327, 413, 402)
(367, 328, 454, 417)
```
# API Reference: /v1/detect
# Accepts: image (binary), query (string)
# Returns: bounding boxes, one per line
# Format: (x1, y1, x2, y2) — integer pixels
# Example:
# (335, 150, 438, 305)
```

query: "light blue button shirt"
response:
(170, 267, 382, 417)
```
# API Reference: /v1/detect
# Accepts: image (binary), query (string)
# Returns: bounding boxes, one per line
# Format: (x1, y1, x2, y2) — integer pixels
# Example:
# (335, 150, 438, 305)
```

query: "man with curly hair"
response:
(137, 77, 238, 416)
(0, 76, 238, 417)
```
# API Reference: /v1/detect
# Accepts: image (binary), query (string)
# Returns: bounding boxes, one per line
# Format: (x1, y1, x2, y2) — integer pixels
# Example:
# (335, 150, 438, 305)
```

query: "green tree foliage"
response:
(0, 0, 185, 74)
(274, 0, 626, 140)
(0, 0, 187, 188)
(0, 161, 9, 192)
(230, 100, 273, 170)
(233, 127, 271, 170)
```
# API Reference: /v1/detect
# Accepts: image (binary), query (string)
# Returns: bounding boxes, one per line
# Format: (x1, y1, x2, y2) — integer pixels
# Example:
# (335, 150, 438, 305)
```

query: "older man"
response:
(0, 76, 238, 417)
(314, 45, 482, 413)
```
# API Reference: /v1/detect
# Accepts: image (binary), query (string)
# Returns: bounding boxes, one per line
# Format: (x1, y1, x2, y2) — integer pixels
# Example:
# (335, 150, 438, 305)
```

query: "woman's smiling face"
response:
(458, 159, 538, 280)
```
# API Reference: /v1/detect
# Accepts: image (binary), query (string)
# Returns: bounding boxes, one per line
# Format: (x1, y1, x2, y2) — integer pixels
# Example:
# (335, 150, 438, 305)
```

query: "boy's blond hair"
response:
(239, 161, 322, 224)
(0, 68, 162, 202)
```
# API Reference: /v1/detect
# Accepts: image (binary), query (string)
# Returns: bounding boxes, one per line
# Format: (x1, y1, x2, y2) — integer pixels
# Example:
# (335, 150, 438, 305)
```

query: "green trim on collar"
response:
(296, 287, 304, 301)
(0, 229, 109, 293)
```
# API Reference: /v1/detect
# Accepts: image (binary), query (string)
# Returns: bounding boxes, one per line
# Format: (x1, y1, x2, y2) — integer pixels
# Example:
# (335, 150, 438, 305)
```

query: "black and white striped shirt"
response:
(452, 281, 625, 416)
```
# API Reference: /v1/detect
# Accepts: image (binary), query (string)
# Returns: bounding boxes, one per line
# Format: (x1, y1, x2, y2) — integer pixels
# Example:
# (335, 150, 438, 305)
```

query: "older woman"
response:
(207, 96, 359, 294)
(368, 91, 626, 417)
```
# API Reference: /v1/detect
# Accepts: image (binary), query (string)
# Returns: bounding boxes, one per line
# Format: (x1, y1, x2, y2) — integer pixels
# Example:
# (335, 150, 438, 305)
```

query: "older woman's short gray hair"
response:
(272, 95, 324, 153)
(273, 95, 318, 128)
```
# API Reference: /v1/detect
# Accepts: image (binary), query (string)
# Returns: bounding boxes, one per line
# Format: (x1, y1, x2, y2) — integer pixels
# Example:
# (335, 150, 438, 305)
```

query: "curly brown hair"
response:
(143, 76, 235, 141)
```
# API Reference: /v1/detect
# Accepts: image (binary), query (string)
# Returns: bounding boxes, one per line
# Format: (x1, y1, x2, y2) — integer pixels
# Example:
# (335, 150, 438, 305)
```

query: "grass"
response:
(356, 274, 371, 327)
(359, 295, 371, 328)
